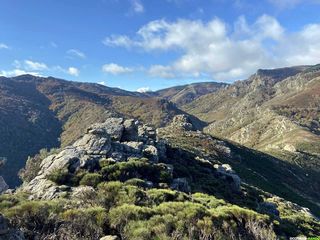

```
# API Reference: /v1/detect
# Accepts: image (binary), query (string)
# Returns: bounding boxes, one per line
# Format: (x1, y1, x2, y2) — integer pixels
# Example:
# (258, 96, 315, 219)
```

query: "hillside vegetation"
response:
(0, 116, 319, 239)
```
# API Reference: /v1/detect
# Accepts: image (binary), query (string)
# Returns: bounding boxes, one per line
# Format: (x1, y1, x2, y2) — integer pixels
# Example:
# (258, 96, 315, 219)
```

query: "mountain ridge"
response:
(0, 75, 209, 186)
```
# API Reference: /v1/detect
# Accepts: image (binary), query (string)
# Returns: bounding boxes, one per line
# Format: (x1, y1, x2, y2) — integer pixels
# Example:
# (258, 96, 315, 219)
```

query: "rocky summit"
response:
(21, 117, 168, 200)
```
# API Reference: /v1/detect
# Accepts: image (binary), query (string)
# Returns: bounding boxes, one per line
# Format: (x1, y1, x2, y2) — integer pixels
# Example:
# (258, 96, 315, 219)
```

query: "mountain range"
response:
(0, 64, 320, 239)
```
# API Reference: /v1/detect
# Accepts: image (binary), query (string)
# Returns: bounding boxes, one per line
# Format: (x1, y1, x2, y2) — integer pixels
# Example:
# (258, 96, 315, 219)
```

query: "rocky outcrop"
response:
(21, 118, 167, 199)
(170, 115, 194, 131)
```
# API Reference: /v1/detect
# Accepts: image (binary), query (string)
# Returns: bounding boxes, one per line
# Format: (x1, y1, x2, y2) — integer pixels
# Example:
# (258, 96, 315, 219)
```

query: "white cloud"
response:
(102, 63, 133, 75)
(136, 87, 151, 93)
(67, 67, 79, 76)
(24, 60, 48, 71)
(148, 65, 175, 78)
(67, 49, 86, 59)
(0, 43, 9, 49)
(0, 69, 41, 77)
(104, 15, 320, 81)
(130, 0, 144, 13)
(2, 60, 81, 78)
(103, 35, 134, 48)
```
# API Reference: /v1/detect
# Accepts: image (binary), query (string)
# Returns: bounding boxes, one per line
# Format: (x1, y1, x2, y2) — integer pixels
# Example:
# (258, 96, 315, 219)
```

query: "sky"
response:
(0, 0, 320, 92)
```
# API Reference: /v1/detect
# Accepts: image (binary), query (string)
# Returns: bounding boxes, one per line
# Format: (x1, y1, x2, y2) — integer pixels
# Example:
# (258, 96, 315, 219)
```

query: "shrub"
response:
(146, 189, 187, 205)
(98, 181, 146, 208)
(80, 173, 103, 187)
(125, 178, 148, 188)
(97, 181, 124, 208)
(101, 159, 169, 183)
(46, 168, 72, 185)
(60, 207, 107, 239)
(99, 159, 115, 168)
(3, 200, 64, 239)
(192, 192, 226, 209)
(108, 204, 153, 235)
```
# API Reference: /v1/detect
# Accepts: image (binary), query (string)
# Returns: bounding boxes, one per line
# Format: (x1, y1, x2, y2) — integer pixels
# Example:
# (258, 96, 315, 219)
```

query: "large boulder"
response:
(73, 134, 111, 155)
(122, 119, 139, 141)
(88, 118, 124, 141)
(39, 147, 85, 176)
(23, 177, 71, 200)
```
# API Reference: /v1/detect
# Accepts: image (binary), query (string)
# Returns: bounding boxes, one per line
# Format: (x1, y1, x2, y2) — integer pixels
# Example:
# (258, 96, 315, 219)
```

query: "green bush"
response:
(192, 192, 226, 209)
(99, 159, 115, 168)
(98, 181, 146, 208)
(46, 168, 83, 186)
(101, 159, 171, 184)
(46, 168, 72, 185)
(80, 173, 103, 187)
(3, 200, 64, 239)
(60, 207, 107, 239)
(125, 178, 148, 188)
(146, 188, 187, 205)
(108, 204, 153, 233)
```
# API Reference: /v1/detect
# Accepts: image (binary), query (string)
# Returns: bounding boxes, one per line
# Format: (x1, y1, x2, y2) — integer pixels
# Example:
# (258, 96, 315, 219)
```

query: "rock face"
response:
(22, 118, 167, 199)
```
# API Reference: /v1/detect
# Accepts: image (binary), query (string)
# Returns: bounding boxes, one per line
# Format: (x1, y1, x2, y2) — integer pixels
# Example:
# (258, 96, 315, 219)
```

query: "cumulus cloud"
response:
(0, 69, 42, 77)
(136, 87, 151, 93)
(0, 43, 9, 49)
(1, 60, 81, 78)
(67, 67, 79, 76)
(103, 35, 134, 48)
(67, 49, 86, 59)
(130, 0, 144, 13)
(103, 15, 320, 81)
(102, 63, 133, 75)
(24, 60, 48, 71)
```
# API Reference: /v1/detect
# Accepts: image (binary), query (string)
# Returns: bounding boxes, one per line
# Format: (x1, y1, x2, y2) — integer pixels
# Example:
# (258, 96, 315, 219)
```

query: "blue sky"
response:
(0, 0, 320, 91)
